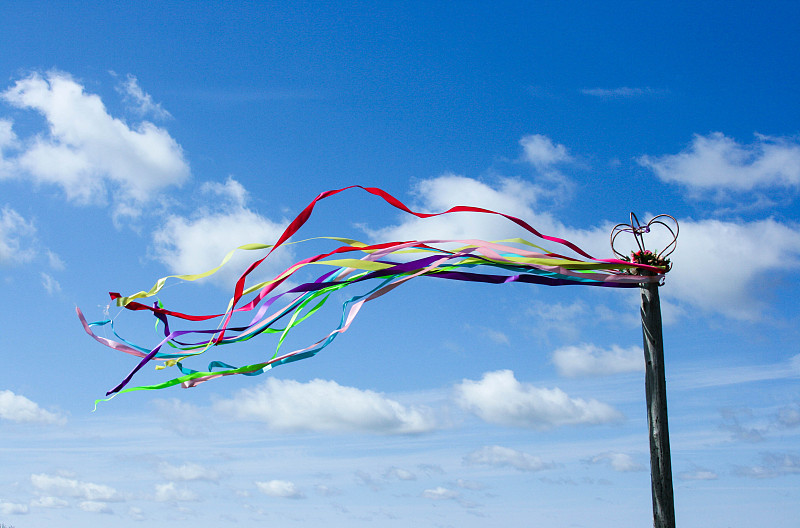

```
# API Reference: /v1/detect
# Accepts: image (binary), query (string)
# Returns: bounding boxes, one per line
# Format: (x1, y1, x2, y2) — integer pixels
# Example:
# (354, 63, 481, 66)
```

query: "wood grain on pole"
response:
(640, 274, 676, 528)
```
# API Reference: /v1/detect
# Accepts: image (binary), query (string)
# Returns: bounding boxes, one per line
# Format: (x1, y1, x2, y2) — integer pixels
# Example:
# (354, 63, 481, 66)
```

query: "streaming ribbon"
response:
(79, 185, 665, 405)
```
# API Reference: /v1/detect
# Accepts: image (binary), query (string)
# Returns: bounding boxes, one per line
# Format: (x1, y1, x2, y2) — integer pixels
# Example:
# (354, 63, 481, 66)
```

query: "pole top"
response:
(611, 213, 679, 272)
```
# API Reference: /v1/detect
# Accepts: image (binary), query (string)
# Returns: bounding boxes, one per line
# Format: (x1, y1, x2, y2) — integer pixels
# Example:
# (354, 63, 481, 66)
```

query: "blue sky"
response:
(1, 2, 800, 527)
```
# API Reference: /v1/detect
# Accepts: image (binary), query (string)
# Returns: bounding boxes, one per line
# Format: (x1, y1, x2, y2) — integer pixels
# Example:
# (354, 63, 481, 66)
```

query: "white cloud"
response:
(518, 135, 575, 200)
(0, 118, 17, 145)
(663, 217, 800, 320)
(363, 172, 612, 268)
(455, 370, 622, 429)
(383, 467, 416, 481)
(154, 482, 198, 502)
(255, 480, 305, 499)
(152, 177, 292, 288)
(588, 452, 644, 472)
(678, 469, 718, 481)
(214, 377, 437, 434)
(31, 473, 122, 502)
(46, 249, 65, 269)
(528, 299, 587, 324)
(115, 73, 171, 120)
(314, 484, 342, 497)
(200, 175, 249, 205)
(735, 452, 800, 479)
(483, 327, 510, 345)
(519, 134, 572, 169)
(30, 496, 69, 508)
(792, 354, 800, 373)
(720, 407, 766, 443)
(463, 445, 556, 472)
(0, 501, 29, 515)
(354, 470, 381, 491)
(128, 506, 146, 521)
(40, 272, 61, 294)
(552, 343, 642, 377)
(0, 206, 37, 265)
(639, 132, 800, 192)
(455, 478, 485, 490)
(78, 500, 113, 514)
(0, 390, 65, 424)
(366, 174, 562, 245)
(600, 212, 800, 320)
(671, 359, 800, 391)
(369, 171, 800, 322)
(157, 462, 219, 482)
(0, 118, 19, 175)
(1, 71, 189, 217)
(418, 463, 445, 475)
(421, 486, 460, 500)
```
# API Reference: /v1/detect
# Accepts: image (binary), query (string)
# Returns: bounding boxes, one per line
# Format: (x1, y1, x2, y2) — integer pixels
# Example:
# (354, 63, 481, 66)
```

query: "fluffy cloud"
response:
(455, 478, 485, 490)
(128, 506, 146, 521)
(663, 218, 800, 320)
(1, 71, 189, 217)
(0, 118, 18, 174)
(30, 496, 69, 508)
(363, 172, 610, 269)
(354, 470, 382, 491)
(366, 174, 561, 245)
(552, 344, 643, 377)
(78, 501, 113, 514)
(0, 206, 36, 265)
(735, 452, 800, 479)
(152, 177, 292, 288)
(369, 173, 800, 320)
(0, 501, 29, 515)
(639, 132, 800, 193)
(314, 484, 342, 497)
(153, 482, 198, 502)
(519, 134, 572, 169)
(255, 480, 305, 499)
(720, 408, 766, 443)
(678, 469, 718, 481)
(595, 213, 800, 320)
(114, 73, 172, 120)
(421, 486, 459, 500)
(157, 462, 219, 482)
(214, 377, 438, 434)
(0, 390, 65, 424)
(383, 467, 416, 481)
(463, 445, 556, 472)
(41, 272, 61, 294)
(31, 473, 122, 502)
(588, 452, 644, 472)
(455, 370, 621, 429)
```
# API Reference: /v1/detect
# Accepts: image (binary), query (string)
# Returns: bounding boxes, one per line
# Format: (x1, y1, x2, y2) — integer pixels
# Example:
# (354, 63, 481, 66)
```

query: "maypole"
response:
(612, 214, 679, 528)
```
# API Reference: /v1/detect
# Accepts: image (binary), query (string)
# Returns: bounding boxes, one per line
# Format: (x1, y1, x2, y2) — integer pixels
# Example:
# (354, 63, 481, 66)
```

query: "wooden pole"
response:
(640, 273, 676, 528)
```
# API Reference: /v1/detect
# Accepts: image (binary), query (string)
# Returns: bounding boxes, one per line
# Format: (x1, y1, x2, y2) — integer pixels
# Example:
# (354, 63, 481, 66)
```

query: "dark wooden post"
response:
(640, 273, 676, 528)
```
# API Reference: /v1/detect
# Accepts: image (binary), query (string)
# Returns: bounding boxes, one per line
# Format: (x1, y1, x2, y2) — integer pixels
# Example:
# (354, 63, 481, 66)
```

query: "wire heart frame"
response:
(610, 213, 679, 273)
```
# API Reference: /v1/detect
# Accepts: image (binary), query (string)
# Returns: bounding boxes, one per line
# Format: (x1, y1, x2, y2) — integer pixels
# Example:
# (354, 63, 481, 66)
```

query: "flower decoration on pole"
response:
(611, 213, 678, 275)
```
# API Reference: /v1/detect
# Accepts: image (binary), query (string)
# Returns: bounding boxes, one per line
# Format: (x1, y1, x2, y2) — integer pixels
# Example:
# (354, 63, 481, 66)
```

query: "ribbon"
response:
(80, 186, 664, 404)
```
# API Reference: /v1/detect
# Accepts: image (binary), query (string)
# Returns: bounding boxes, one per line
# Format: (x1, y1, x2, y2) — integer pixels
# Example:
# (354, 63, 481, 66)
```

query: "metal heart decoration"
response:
(610, 213, 679, 270)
